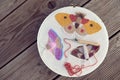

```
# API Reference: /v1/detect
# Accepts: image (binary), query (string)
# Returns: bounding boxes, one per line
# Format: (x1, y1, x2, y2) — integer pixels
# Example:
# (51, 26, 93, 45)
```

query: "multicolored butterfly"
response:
(55, 12, 102, 35)
(71, 44, 100, 59)
(46, 29, 63, 60)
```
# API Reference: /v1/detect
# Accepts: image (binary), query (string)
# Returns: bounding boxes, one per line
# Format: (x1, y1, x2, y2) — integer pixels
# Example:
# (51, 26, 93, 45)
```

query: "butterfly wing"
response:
(71, 45, 100, 59)
(46, 29, 63, 60)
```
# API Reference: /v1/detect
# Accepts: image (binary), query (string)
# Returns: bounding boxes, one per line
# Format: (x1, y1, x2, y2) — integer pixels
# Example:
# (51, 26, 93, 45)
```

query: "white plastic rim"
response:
(37, 6, 109, 77)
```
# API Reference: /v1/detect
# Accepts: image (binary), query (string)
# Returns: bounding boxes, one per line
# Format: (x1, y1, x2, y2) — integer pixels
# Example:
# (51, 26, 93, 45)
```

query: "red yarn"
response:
(83, 55, 98, 69)
(64, 62, 82, 76)
(63, 38, 98, 76)
(63, 38, 71, 58)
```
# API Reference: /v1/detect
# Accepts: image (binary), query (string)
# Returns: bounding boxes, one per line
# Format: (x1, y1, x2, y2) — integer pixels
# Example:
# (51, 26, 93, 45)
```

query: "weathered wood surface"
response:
(0, 0, 27, 22)
(0, 0, 120, 80)
(0, 43, 57, 80)
(0, 0, 89, 68)
(56, 32, 120, 80)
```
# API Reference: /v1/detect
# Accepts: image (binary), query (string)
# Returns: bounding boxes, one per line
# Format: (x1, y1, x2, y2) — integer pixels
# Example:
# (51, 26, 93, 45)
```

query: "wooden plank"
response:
(56, 32, 120, 80)
(0, 43, 58, 80)
(84, 0, 120, 37)
(0, 0, 89, 68)
(0, 0, 27, 22)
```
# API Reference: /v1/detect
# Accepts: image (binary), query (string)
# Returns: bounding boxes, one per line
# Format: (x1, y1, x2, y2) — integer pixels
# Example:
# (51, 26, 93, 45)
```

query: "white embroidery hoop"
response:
(37, 6, 109, 77)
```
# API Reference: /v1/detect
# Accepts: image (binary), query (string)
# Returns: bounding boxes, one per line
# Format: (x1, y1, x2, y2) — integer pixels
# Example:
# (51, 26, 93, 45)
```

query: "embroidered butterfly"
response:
(55, 12, 102, 35)
(46, 29, 63, 60)
(71, 44, 100, 59)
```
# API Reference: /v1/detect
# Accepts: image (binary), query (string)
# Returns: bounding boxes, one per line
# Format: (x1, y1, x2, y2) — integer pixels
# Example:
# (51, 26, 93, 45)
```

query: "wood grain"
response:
(0, 0, 89, 68)
(84, 0, 120, 37)
(56, 32, 120, 80)
(0, 43, 57, 80)
(0, 0, 119, 79)
(0, 0, 27, 22)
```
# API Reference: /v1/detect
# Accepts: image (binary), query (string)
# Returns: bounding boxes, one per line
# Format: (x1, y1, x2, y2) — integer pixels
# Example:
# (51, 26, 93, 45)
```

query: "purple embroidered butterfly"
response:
(46, 29, 63, 60)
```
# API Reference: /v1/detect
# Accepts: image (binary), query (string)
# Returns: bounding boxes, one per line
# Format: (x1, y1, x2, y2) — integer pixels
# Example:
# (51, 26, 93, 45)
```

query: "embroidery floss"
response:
(64, 62, 82, 76)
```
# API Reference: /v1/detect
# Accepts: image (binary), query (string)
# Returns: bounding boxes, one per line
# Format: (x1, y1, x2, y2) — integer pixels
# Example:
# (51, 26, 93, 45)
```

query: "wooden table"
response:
(0, 0, 120, 80)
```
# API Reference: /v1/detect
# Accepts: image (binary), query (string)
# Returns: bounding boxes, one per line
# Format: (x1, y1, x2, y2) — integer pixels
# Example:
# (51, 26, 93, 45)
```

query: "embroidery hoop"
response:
(37, 6, 109, 77)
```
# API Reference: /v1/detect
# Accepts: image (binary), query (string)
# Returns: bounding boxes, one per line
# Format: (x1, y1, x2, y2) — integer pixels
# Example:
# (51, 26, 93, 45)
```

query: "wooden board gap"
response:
(52, 75, 61, 80)
(109, 30, 120, 40)
(0, 0, 28, 22)
(81, 0, 92, 7)
(0, 40, 36, 69)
